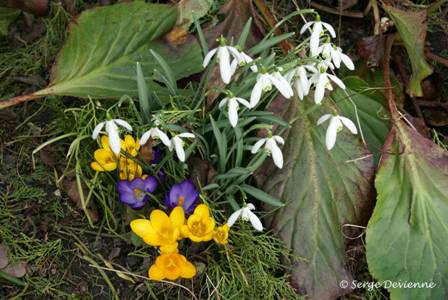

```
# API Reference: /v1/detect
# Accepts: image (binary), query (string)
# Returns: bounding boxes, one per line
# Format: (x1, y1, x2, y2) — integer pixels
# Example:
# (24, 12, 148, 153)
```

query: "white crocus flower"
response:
(317, 114, 358, 150)
(92, 119, 132, 155)
(300, 18, 336, 56)
(309, 62, 345, 104)
(250, 71, 293, 107)
(219, 96, 251, 127)
(169, 132, 195, 162)
(140, 127, 171, 148)
(202, 38, 240, 84)
(251, 135, 285, 169)
(285, 65, 317, 100)
(227, 203, 263, 232)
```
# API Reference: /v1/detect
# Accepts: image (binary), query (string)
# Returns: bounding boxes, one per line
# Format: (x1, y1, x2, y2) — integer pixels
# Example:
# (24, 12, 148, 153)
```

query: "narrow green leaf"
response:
(237, 17, 252, 47)
(210, 116, 227, 173)
(241, 184, 284, 207)
(150, 49, 178, 95)
(249, 32, 295, 56)
(136, 62, 150, 122)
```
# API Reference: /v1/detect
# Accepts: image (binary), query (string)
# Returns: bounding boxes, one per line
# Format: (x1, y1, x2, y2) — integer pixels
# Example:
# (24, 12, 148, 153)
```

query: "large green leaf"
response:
(0, 2, 202, 107)
(366, 120, 448, 300)
(383, 4, 432, 97)
(332, 76, 390, 166)
(259, 99, 374, 299)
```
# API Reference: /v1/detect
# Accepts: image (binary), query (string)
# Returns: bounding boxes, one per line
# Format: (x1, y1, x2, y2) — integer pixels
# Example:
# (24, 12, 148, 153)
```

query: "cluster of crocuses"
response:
(205, 14, 358, 151)
(130, 179, 230, 281)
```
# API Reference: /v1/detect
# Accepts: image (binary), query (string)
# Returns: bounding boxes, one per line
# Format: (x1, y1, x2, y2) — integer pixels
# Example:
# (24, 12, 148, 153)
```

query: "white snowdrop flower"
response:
(309, 62, 345, 104)
(169, 132, 195, 162)
(285, 65, 317, 100)
(250, 71, 293, 107)
(92, 119, 132, 155)
(332, 47, 355, 70)
(219, 96, 251, 127)
(300, 17, 336, 57)
(317, 43, 355, 70)
(230, 49, 258, 75)
(202, 37, 240, 84)
(317, 114, 358, 150)
(227, 203, 263, 231)
(251, 135, 285, 169)
(140, 127, 171, 148)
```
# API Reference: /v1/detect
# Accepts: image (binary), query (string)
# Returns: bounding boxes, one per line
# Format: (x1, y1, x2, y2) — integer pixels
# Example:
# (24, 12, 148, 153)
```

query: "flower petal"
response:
(178, 132, 195, 139)
(130, 219, 153, 238)
(236, 97, 251, 108)
(340, 52, 355, 70)
(150, 209, 171, 232)
(227, 209, 242, 227)
(218, 47, 231, 84)
(170, 206, 185, 229)
(328, 74, 346, 89)
(247, 210, 263, 231)
(140, 130, 152, 146)
(250, 76, 263, 108)
(156, 129, 171, 147)
(339, 116, 358, 134)
(326, 117, 340, 150)
(314, 75, 326, 104)
(173, 138, 186, 162)
(202, 48, 217, 68)
(267, 139, 283, 169)
(323, 22, 336, 37)
(92, 122, 104, 139)
(148, 264, 165, 281)
(317, 114, 331, 125)
(251, 138, 266, 154)
(114, 119, 132, 131)
(272, 74, 293, 99)
(228, 98, 239, 127)
(106, 121, 121, 155)
(300, 21, 313, 34)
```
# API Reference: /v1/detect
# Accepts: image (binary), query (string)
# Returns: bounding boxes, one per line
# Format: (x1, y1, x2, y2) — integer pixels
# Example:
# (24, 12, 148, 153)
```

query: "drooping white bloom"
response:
(300, 18, 336, 57)
(219, 96, 251, 127)
(169, 132, 195, 162)
(251, 135, 285, 169)
(203, 41, 240, 84)
(309, 61, 345, 104)
(227, 203, 263, 231)
(316, 43, 354, 70)
(230, 50, 258, 75)
(92, 119, 132, 155)
(250, 71, 293, 107)
(317, 114, 358, 150)
(140, 127, 171, 148)
(285, 65, 317, 100)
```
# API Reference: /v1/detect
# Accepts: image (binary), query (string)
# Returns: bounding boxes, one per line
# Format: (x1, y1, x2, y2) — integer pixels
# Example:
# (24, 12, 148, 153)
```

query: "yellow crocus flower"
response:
(181, 204, 215, 242)
(148, 252, 196, 281)
(130, 207, 185, 253)
(213, 224, 229, 245)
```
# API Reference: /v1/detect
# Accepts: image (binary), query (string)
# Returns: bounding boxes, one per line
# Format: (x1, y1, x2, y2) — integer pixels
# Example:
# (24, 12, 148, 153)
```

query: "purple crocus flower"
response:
(164, 179, 199, 214)
(117, 177, 158, 210)
(151, 147, 162, 164)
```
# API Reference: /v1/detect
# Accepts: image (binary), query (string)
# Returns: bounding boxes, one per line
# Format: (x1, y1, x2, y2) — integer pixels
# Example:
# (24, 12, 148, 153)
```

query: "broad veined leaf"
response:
(0, 2, 203, 108)
(259, 99, 374, 300)
(366, 120, 448, 300)
(332, 76, 390, 166)
(383, 4, 432, 97)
